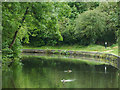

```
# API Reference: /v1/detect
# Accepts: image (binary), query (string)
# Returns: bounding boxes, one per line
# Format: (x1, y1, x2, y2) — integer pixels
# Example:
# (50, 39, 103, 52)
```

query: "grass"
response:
(23, 43, 118, 55)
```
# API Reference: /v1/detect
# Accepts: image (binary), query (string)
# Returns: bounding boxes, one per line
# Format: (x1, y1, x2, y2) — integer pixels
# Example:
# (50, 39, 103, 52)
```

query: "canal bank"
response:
(22, 49, 120, 70)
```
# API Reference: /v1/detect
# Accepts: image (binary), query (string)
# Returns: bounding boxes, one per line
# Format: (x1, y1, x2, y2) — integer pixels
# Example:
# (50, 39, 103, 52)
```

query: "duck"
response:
(68, 70, 72, 73)
(61, 79, 76, 83)
(64, 70, 72, 73)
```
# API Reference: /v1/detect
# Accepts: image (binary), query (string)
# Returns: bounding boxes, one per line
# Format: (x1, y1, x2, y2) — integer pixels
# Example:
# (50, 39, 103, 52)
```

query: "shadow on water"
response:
(118, 70, 120, 89)
(0, 52, 2, 89)
(2, 54, 120, 88)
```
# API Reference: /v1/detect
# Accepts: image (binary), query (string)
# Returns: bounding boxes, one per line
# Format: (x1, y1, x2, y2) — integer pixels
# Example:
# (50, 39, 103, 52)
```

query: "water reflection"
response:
(105, 66, 107, 74)
(64, 70, 72, 73)
(61, 79, 76, 83)
(2, 56, 120, 88)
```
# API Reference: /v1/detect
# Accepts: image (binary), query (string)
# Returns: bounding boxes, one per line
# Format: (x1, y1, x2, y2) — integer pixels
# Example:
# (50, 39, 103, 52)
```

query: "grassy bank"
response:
(23, 44, 118, 55)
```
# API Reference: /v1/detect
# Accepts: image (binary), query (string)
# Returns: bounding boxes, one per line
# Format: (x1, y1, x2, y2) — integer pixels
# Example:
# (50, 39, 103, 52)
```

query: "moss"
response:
(53, 50, 60, 54)
(60, 50, 66, 55)
(66, 51, 70, 55)
(101, 54, 106, 59)
(46, 49, 52, 54)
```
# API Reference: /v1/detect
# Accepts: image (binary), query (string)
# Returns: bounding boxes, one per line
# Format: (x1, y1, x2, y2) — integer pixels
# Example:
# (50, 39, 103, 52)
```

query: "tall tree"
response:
(2, 2, 30, 49)
(9, 6, 29, 48)
(75, 9, 107, 45)
(26, 2, 71, 46)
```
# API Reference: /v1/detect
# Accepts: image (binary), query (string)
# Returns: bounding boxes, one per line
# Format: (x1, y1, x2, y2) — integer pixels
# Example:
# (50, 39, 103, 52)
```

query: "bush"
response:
(75, 9, 107, 45)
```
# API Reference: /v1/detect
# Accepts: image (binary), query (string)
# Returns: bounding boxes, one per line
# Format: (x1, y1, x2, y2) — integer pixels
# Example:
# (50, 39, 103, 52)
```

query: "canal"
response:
(2, 53, 120, 88)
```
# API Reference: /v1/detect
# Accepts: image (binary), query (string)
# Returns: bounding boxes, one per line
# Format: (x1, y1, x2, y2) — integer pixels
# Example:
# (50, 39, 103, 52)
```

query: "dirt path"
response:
(103, 50, 113, 53)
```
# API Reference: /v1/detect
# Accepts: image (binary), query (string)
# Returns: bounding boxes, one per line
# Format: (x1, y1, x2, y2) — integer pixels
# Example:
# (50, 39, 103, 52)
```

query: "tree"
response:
(26, 2, 71, 46)
(2, 2, 66, 68)
(68, 2, 99, 20)
(2, 2, 30, 68)
(59, 2, 100, 45)
(75, 9, 107, 45)
(74, 2, 118, 45)
(0, 2, 1, 51)
(97, 2, 118, 45)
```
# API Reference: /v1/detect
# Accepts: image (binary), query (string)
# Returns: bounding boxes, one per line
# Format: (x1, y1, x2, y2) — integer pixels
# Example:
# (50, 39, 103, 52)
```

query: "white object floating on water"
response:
(64, 70, 72, 73)
(105, 66, 107, 73)
(61, 79, 76, 83)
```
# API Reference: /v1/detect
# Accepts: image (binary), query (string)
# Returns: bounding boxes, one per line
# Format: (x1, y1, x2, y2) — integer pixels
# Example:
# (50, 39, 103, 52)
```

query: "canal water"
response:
(2, 54, 120, 88)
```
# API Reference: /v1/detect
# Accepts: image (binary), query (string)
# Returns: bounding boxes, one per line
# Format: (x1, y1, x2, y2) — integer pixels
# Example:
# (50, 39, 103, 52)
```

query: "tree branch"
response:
(9, 7, 29, 48)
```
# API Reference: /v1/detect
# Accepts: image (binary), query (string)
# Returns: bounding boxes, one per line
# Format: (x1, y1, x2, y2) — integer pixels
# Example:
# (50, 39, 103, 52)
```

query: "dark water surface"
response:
(2, 54, 120, 88)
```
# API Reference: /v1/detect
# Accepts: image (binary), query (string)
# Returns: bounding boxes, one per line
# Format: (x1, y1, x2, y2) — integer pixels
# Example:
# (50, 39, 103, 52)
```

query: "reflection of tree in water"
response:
(2, 57, 119, 88)
(118, 70, 120, 88)
(52, 59, 73, 88)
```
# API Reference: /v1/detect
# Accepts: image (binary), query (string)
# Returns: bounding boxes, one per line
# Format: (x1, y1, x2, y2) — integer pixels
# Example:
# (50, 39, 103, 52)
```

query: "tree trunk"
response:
(9, 7, 29, 48)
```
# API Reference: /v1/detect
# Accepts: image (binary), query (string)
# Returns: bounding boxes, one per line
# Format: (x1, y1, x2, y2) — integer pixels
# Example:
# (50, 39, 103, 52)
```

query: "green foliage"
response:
(2, 2, 118, 47)
(59, 2, 100, 45)
(75, 2, 118, 45)
(2, 2, 29, 69)
(118, 29, 120, 56)
(2, 2, 30, 48)
(97, 2, 118, 45)
(68, 2, 99, 19)
(75, 9, 107, 45)
(118, 2, 120, 56)
(60, 20, 76, 45)
(53, 50, 60, 54)
(23, 2, 72, 46)
(2, 2, 119, 70)
(2, 38, 22, 70)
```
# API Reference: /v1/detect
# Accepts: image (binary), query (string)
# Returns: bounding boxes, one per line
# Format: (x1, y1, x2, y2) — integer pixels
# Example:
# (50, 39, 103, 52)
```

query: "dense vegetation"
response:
(118, 30, 120, 56)
(2, 2, 119, 69)
(118, 2, 120, 56)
